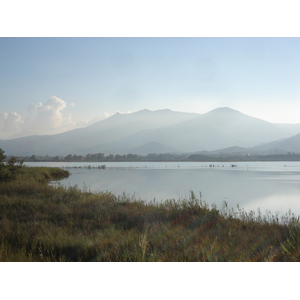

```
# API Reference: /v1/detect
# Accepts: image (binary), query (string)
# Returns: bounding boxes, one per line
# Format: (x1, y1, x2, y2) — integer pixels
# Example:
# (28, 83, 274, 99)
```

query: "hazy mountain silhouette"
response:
(250, 133, 300, 154)
(114, 107, 300, 153)
(1, 107, 300, 156)
(196, 133, 300, 156)
(0, 109, 196, 155)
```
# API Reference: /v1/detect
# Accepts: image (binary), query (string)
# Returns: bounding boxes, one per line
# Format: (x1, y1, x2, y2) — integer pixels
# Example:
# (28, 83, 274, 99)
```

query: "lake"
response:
(24, 161, 300, 216)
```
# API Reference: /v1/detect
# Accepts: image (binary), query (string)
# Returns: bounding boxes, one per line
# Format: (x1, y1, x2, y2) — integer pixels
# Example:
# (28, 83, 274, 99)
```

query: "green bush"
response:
(0, 149, 24, 182)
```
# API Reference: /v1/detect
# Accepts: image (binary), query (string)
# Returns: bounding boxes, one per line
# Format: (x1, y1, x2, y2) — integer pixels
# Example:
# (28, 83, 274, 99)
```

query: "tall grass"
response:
(0, 167, 299, 261)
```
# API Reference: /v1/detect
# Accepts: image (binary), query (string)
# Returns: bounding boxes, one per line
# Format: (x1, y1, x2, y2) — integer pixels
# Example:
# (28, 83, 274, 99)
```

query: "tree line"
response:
(25, 152, 188, 162)
(9, 151, 300, 162)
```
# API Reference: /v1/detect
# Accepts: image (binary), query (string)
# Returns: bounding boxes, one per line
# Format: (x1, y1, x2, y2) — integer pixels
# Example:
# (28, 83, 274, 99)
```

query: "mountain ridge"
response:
(1, 107, 300, 156)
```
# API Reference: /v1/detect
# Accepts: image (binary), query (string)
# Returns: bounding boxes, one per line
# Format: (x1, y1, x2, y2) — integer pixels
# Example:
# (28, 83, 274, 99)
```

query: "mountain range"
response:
(1, 107, 300, 156)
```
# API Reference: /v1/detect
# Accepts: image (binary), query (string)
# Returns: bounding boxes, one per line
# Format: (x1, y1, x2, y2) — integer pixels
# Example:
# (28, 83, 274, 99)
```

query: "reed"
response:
(0, 166, 299, 261)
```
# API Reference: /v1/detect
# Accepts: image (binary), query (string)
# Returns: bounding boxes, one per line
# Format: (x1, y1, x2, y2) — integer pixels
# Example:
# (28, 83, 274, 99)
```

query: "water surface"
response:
(25, 161, 300, 216)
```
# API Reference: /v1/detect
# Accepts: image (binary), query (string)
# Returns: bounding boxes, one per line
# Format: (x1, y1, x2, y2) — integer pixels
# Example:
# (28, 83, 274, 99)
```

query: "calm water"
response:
(25, 161, 300, 216)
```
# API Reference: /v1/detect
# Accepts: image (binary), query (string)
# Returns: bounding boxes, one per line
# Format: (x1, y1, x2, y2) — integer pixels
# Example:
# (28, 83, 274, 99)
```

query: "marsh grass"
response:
(0, 166, 299, 261)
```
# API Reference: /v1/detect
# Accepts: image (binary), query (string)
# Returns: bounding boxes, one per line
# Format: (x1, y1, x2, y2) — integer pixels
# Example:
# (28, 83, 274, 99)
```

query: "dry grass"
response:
(0, 167, 299, 262)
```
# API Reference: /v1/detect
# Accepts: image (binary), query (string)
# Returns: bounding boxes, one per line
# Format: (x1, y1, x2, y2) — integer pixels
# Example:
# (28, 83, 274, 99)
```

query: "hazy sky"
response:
(1, 37, 300, 139)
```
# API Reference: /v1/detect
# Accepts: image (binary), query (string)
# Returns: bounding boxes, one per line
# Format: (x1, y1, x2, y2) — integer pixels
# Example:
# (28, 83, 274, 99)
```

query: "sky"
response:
(1, 37, 300, 139)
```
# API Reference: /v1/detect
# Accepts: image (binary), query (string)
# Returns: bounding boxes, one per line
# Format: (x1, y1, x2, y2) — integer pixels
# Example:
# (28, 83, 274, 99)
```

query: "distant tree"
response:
(90, 153, 104, 161)
(106, 154, 114, 161)
(115, 154, 127, 161)
(72, 154, 83, 162)
(6, 156, 24, 181)
(0, 149, 6, 176)
(115, 154, 121, 161)
(127, 153, 133, 160)
(0, 148, 6, 164)
(30, 155, 37, 161)
(64, 154, 73, 162)
(0, 149, 24, 182)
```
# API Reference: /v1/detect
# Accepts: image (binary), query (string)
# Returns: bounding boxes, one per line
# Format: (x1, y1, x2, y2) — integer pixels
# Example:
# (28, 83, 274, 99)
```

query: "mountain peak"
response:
(135, 108, 172, 114)
(208, 107, 239, 114)
(137, 109, 151, 113)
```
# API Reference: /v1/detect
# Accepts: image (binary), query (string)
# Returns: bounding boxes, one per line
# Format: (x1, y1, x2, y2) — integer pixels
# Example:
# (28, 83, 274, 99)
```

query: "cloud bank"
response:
(22, 96, 75, 136)
(0, 96, 106, 139)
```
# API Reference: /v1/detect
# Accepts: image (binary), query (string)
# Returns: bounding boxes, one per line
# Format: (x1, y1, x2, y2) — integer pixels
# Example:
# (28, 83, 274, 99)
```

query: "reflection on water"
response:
(243, 193, 300, 215)
(25, 161, 300, 216)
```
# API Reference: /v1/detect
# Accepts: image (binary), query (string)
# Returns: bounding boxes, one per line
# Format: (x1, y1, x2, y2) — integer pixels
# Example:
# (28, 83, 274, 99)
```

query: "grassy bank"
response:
(0, 166, 299, 262)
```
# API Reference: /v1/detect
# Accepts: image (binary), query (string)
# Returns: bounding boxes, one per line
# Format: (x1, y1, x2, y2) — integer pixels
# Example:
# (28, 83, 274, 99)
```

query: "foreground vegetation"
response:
(1, 164, 300, 262)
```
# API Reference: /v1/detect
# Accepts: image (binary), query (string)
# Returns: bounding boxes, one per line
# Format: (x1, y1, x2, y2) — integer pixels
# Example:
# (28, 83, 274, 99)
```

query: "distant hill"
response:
(250, 133, 300, 154)
(194, 133, 300, 156)
(196, 146, 250, 156)
(1, 107, 300, 156)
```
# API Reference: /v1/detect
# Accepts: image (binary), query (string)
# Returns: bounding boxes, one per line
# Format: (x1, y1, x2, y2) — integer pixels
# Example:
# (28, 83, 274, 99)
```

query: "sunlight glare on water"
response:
(25, 161, 300, 216)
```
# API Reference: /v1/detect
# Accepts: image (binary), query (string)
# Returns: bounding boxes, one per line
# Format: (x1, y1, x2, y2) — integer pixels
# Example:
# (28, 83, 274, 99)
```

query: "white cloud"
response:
(0, 112, 24, 139)
(0, 96, 113, 139)
(117, 110, 132, 114)
(0, 96, 77, 139)
(22, 96, 76, 135)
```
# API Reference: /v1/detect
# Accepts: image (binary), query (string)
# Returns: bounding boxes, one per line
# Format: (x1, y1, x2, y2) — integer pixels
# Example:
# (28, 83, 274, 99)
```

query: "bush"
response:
(0, 149, 24, 182)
